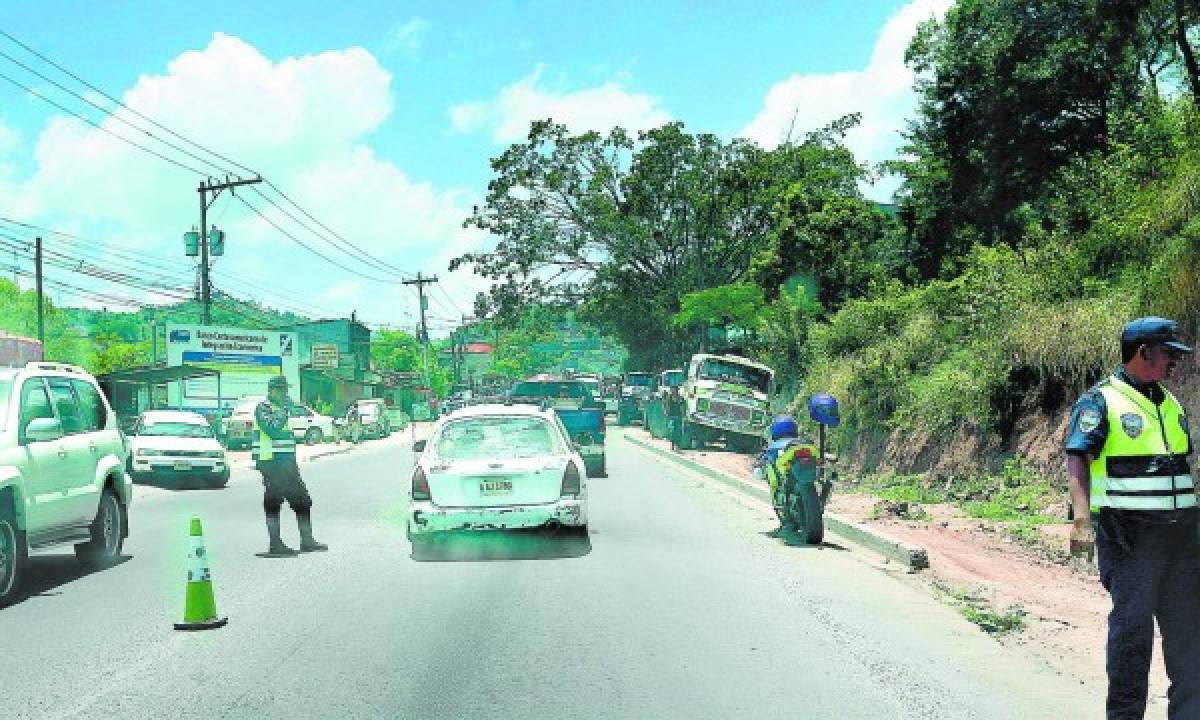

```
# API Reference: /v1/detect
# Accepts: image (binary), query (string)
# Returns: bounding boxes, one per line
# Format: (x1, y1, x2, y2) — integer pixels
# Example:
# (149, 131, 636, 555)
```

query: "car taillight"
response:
(561, 462, 581, 496)
(795, 447, 813, 463)
(412, 467, 431, 501)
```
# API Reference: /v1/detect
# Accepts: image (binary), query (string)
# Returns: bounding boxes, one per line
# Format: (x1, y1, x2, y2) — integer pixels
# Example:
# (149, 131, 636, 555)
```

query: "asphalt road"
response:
(0, 427, 1098, 719)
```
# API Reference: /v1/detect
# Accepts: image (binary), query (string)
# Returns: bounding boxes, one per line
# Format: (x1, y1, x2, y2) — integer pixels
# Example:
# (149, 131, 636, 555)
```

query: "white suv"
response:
(0, 362, 131, 606)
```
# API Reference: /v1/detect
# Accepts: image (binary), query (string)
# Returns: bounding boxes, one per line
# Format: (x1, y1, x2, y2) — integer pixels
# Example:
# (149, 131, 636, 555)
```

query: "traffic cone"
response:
(173, 515, 228, 631)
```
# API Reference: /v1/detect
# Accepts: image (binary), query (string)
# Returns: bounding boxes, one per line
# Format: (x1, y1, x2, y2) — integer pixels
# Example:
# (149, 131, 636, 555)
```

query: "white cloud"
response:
(449, 64, 671, 143)
(386, 17, 431, 58)
(741, 0, 952, 200)
(3, 33, 487, 327)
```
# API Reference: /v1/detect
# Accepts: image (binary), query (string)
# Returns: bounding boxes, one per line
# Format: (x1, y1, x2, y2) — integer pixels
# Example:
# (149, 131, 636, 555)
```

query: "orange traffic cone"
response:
(173, 515, 228, 631)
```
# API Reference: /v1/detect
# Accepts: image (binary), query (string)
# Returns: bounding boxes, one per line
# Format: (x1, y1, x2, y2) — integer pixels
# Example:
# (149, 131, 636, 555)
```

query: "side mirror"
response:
(412, 439, 427, 453)
(25, 417, 64, 443)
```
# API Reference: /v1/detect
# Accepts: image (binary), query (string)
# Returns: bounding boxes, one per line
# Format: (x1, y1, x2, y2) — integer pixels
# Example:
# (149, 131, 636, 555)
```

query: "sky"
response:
(0, 0, 950, 336)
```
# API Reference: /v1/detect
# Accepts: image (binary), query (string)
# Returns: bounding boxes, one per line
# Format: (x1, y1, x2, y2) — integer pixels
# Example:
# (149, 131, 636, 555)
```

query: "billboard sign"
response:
(310, 343, 340, 370)
(166, 324, 298, 409)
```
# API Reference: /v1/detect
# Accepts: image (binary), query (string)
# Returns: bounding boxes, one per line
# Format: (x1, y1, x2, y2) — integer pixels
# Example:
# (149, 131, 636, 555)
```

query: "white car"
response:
(222, 396, 336, 448)
(129, 410, 229, 489)
(0, 362, 131, 606)
(407, 404, 588, 542)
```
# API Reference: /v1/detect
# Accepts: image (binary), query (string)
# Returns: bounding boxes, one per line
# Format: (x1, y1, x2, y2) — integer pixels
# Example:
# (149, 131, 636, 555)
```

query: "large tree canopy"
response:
(895, 0, 1152, 277)
(454, 118, 873, 368)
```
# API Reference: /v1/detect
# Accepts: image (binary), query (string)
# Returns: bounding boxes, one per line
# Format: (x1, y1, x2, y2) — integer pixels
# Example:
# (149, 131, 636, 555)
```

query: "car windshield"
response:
(139, 421, 214, 438)
(0, 378, 10, 432)
(626, 374, 653, 386)
(434, 416, 562, 460)
(698, 360, 771, 393)
(662, 371, 684, 387)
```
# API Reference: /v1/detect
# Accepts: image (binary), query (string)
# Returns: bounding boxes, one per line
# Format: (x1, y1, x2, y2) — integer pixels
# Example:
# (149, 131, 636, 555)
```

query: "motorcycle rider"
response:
(759, 415, 811, 540)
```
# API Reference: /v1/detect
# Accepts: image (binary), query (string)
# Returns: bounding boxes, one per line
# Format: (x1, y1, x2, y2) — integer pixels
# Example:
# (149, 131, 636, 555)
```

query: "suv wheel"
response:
(0, 512, 27, 607)
(305, 427, 323, 445)
(75, 488, 124, 570)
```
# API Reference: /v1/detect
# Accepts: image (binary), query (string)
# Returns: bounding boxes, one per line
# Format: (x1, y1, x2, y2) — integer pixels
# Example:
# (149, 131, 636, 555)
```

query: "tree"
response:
(750, 186, 897, 308)
(454, 118, 869, 368)
(896, 0, 1149, 276)
(673, 283, 767, 340)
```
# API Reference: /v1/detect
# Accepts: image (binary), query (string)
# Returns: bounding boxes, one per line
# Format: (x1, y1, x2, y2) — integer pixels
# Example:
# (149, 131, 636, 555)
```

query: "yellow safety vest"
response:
(251, 403, 296, 462)
(1090, 376, 1195, 512)
(764, 441, 820, 496)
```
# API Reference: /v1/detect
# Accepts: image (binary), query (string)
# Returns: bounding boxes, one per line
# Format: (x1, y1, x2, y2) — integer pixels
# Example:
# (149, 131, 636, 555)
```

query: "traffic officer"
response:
(254, 375, 328, 557)
(1065, 316, 1200, 719)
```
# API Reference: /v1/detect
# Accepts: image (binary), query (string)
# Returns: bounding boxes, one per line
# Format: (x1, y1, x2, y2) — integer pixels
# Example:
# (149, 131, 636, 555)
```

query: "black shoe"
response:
(299, 540, 328, 552)
(264, 542, 298, 557)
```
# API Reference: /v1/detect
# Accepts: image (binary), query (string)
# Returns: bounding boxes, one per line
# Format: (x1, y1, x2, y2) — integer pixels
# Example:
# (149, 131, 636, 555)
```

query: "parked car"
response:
(0, 362, 131, 606)
(354, 399, 391, 440)
(222, 395, 335, 448)
(128, 410, 229, 489)
(407, 404, 588, 546)
(616, 372, 656, 426)
(509, 377, 607, 477)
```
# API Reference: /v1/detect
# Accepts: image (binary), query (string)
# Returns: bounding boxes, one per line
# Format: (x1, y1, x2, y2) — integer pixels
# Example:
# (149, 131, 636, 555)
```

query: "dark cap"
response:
(1121, 316, 1194, 354)
(268, 375, 289, 390)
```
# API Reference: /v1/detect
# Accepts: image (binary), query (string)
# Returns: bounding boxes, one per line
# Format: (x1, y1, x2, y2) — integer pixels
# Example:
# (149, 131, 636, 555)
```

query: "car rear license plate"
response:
(173, 461, 192, 471)
(480, 480, 513, 496)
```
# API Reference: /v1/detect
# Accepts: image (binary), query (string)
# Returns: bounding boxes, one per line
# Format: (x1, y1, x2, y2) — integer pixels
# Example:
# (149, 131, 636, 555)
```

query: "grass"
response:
(935, 582, 1027, 636)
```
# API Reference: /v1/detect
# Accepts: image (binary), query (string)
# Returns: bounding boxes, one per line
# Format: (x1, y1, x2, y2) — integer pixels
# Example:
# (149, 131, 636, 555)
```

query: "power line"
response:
(235, 193, 406, 284)
(0, 69, 207, 176)
(0, 27, 257, 177)
(0, 48, 232, 177)
(0, 30, 422, 286)
(256, 182, 414, 280)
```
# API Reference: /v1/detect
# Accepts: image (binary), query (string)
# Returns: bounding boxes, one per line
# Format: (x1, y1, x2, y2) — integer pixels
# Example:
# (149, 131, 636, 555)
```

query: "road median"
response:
(623, 431, 930, 571)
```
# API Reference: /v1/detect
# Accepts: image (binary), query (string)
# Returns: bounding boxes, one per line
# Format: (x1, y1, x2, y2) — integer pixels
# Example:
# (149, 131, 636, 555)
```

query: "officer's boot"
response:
(265, 513, 298, 557)
(296, 511, 328, 553)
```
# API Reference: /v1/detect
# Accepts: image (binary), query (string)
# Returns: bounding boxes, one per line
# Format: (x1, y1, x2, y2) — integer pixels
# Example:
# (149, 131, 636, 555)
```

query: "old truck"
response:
(615, 372, 656, 426)
(509, 377, 607, 477)
(676, 354, 774, 453)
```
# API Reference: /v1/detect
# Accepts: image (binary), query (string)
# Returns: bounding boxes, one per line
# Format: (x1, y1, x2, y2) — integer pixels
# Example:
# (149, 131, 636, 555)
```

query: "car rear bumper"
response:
(131, 457, 227, 481)
(408, 497, 587, 536)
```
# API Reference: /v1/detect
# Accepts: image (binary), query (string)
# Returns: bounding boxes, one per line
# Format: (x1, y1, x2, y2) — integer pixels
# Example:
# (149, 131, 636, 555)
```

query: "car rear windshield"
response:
(625, 374, 654, 386)
(140, 421, 214, 438)
(662, 371, 684, 386)
(698, 359, 771, 393)
(0, 378, 10, 432)
(435, 416, 563, 460)
(511, 381, 592, 401)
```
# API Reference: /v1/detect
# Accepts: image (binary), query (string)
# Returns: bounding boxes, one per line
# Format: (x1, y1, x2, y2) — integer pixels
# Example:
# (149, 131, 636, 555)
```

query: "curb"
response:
(623, 432, 930, 571)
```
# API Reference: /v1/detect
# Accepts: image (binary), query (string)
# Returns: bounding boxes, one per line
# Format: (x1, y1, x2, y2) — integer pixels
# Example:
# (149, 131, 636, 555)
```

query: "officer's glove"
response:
(1070, 517, 1095, 561)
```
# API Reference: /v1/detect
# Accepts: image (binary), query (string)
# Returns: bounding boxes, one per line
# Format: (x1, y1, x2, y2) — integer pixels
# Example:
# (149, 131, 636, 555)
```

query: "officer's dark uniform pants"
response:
(257, 454, 313, 517)
(1097, 512, 1200, 719)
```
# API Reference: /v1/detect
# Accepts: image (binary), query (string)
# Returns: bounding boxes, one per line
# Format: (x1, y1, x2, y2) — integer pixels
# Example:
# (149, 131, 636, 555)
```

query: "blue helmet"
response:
(769, 416, 799, 441)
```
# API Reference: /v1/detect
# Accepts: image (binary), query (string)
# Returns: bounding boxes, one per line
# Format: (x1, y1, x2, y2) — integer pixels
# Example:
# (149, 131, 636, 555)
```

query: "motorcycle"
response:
(753, 393, 840, 545)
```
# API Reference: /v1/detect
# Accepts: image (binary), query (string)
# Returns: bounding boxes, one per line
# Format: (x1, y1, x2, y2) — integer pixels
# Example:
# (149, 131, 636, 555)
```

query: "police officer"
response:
(254, 375, 328, 557)
(1065, 316, 1200, 719)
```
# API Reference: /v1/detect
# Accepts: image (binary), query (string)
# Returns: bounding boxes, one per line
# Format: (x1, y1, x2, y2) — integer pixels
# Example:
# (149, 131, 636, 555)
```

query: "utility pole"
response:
(34, 237, 44, 348)
(195, 175, 261, 324)
(403, 272, 438, 388)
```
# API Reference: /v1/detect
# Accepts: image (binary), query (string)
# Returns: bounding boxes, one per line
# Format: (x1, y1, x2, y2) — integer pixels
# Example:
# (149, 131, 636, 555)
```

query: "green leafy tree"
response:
(455, 118, 869, 368)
